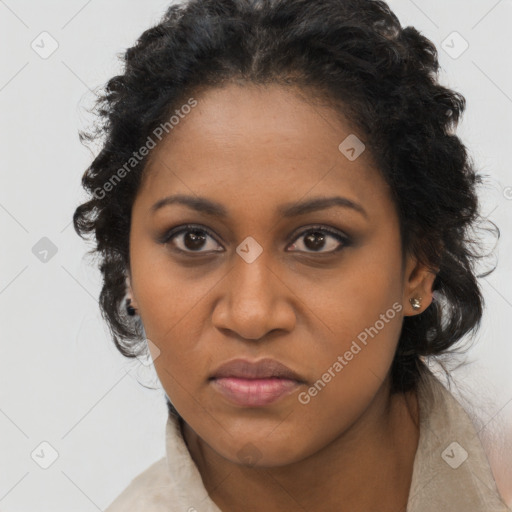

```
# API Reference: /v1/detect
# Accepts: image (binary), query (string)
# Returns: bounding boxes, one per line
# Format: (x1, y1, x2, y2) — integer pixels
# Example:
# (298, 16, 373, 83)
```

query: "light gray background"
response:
(1, 0, 511, 510)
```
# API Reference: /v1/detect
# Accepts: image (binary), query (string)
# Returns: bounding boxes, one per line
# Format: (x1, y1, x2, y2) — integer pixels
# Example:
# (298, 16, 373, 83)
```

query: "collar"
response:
(164, 413, 223, 512)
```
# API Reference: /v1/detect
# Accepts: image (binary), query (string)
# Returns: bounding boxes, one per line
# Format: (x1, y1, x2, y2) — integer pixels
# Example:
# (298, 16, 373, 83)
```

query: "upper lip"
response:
(210, 358, 304, 382)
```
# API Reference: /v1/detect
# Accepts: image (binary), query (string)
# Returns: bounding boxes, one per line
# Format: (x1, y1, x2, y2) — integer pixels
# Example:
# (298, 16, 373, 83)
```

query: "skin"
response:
(127, 82, 435, 512)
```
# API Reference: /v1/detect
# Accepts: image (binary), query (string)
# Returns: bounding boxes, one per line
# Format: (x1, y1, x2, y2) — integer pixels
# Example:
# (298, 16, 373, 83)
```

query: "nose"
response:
(211, 252, 296, 341)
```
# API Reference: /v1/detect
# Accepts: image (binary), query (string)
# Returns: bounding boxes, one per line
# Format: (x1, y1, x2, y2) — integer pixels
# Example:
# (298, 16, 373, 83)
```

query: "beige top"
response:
(105, 370, 511, 511)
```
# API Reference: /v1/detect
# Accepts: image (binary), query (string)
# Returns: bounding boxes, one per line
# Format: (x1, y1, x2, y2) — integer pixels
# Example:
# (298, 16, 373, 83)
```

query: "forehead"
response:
(137, 83, 392, 219)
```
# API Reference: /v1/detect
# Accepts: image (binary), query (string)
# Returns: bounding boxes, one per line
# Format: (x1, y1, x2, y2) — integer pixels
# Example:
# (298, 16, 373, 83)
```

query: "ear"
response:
(402, 252, 437, 317)
(126, 274, 139, 310)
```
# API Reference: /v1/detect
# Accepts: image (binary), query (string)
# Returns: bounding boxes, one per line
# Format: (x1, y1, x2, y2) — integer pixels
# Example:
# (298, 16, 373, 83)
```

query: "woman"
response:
(73, 0, 511, 510)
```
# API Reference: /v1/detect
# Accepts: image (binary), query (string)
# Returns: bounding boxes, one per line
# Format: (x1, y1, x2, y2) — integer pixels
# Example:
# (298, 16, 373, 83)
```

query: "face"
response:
(128, 83, 433, 466)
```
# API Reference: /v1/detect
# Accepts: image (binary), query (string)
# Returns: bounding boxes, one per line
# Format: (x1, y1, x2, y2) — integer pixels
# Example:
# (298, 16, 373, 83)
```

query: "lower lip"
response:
(211, 377, 301, 407)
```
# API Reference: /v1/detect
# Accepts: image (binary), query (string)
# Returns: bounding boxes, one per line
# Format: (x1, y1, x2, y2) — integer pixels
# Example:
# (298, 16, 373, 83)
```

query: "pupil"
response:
(305, 231, 325, 250)
(184, 230, 206, 250)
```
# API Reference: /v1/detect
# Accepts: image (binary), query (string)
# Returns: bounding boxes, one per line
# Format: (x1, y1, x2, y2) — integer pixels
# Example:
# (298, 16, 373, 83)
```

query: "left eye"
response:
(287, 227, 349, 253)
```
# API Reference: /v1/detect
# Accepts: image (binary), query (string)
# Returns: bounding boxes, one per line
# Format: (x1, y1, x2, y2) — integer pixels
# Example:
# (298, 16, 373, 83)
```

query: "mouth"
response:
(209, 358, 305, 407)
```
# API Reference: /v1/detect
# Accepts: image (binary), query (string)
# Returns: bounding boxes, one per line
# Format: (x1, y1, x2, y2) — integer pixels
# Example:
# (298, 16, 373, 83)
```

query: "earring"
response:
(409, 297, 422, 311)
(126, 298, 137, 316)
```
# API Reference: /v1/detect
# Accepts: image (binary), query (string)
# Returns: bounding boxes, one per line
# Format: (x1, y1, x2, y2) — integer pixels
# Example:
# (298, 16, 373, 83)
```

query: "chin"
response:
(207, 428, 313, 468)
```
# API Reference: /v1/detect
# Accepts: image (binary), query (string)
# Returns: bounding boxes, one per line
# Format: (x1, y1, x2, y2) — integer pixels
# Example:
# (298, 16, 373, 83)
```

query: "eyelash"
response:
(160, 223, 351, 255)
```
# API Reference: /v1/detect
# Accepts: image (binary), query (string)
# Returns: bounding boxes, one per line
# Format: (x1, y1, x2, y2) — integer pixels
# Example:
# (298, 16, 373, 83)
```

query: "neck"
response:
(182, 381, 420, 512)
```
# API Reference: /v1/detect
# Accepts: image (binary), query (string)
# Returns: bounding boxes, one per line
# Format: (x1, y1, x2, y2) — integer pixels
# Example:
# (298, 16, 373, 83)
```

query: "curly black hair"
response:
(73, 0, 498, 398)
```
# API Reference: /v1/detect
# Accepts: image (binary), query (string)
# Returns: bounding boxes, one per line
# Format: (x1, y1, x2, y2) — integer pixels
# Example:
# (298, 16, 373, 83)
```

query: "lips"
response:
(209, 358, 305, 407)
(210, 358, 304, 382)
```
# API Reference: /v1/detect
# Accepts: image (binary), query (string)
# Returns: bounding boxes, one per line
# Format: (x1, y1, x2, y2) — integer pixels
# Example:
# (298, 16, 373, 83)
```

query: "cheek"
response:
(284, 297, 404, 464)
(298, 294, 404, 409)
(320, 272, 404, 360)
(130, 232, 218, 344)
(129, 235, 219, 403)
(149, 310, 213, 425)
(293, 231, 405, 412)
(308, 231, 404, 349)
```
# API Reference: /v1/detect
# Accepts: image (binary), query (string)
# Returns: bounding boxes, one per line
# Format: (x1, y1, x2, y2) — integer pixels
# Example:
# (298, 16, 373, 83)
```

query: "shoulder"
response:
(104, 457, 177, 512)
(407, 369, 511, 511)
(103, 411, 221, 512)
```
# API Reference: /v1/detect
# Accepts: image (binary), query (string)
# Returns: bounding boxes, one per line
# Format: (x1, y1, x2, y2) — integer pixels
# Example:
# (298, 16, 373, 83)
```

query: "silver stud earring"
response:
(409, 297, 422, 310)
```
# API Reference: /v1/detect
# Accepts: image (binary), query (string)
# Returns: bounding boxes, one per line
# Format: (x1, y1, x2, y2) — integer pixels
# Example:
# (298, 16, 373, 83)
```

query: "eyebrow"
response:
(150, 194, 368, 219)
